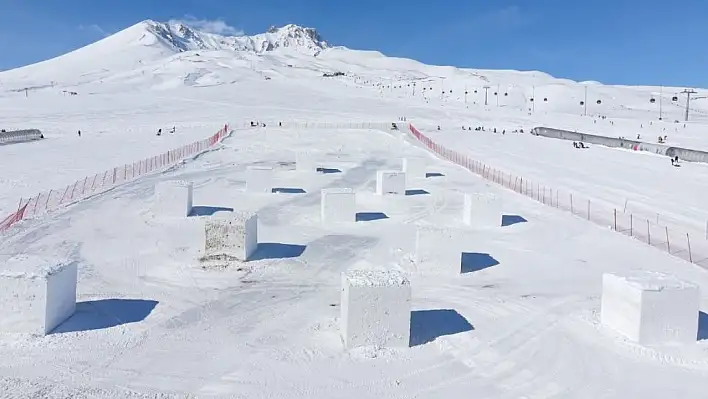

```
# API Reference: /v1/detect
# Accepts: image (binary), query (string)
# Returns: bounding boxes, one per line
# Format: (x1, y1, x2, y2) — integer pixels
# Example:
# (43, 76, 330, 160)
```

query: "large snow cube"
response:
(601, 271, 700, 345)
(0, 256, 77, 335)
(321, 188, 356, 223)
(413, 226, 464, 274)
(204, 212, 258, 261)
(153, 180, 193, 217)
(463, 192, 501, 228)
(246, 166, 273, 193)
(402, 157, 427, 180)
(376, 170, 406, 195)
(340, 269, 411, 349)
(296, 151, 317, 172)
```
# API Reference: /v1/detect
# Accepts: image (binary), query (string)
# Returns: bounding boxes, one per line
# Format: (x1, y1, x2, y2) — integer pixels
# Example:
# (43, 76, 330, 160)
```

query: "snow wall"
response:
(531, 127, 708, 164)
(0, 129, 43, 145)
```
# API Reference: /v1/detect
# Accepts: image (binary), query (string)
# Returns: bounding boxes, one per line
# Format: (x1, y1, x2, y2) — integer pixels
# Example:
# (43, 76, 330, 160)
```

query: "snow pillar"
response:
(152, 180, 193, 217)
(321, 188, 356, 223)
(0, 256, 78, 335)
(376, 170, 406, 195)
(402, 157, 427, 180)
(246, 166, 273, 193)
(296, 151, 317, 172)
(340, 269, 411, 349)
(204, 212, 258, 261)
(601, 271, 700, 345)
(463, 192, 501, 228)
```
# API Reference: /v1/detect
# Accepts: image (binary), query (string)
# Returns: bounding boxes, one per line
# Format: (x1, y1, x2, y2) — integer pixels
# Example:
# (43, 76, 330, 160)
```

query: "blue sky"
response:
(1, 0, 707, 87)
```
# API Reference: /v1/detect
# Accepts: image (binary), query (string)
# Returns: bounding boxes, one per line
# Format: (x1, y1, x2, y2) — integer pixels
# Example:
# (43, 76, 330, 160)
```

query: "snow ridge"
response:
(145, 20, 329, 56)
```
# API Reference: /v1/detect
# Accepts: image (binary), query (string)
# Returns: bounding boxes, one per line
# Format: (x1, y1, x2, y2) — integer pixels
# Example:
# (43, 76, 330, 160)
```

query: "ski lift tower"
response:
(483, 85, 491, 106)
(681, 89, 697, 121)
(680, 89, 708, 121)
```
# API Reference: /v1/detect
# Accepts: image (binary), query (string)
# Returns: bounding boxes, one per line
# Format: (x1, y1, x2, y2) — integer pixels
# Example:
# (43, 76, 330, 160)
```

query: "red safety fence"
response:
(408, 123, 708, 269)
(0, 124, 230, 234)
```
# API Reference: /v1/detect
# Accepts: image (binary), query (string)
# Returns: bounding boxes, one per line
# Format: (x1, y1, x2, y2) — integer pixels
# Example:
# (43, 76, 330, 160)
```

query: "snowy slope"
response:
(2, 20, 708, 398)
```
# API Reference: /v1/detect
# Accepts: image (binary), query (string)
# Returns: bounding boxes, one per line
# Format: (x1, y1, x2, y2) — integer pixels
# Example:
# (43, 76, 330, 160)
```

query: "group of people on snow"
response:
(156, 126, 176, 136)
(461, 125, 524, 134)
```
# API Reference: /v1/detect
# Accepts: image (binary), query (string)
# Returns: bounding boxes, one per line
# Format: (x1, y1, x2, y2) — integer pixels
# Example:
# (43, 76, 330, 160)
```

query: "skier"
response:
(157, 128, 162, 136)
(77, 130, 81, 137)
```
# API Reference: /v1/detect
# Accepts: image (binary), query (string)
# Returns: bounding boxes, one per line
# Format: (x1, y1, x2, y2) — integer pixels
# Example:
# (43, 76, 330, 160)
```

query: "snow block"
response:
(413, 226, 463, 274)
(340, 269, 411, 349)
(376, 170, 406, 195)
(463, 192, 501, 228)
(246, 166, 273, 193)
(601, 271, 700, 345)
(152, 180, 193, 217)
(204, 212, 258, 261)
(402, 157, 427, 180)
(0, 256, 77, 335)
(321, 188, 356, 223)
(296, 151, 317, 172)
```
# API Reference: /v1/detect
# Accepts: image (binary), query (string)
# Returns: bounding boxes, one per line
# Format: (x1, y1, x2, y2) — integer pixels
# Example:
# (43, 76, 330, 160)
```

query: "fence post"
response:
(630, 214, 633, 236)
(32, 195, 40, 215)
(555, 190, 559, 208)
(59, 185, 70, 205)
(91, 174, 99, 191)
(687, 233, 693, 263)
(614, 209, 617, 231)
(647, 220, 651, 245)
(81, 176, 88, 195)
(536, 183, 540, 201)
(665, 226, 670, 253)
(69, 180, 79, 201)
(570, 194, 574, 213)
(587, 200, 590, 220)
(44, 189, 53, 209)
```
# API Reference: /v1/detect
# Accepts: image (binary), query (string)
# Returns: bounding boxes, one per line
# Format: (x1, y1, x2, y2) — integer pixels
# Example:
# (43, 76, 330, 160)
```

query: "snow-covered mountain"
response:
(0, 20, 331, 86)
(148, 20, 329, 56)
(1, 18, 705, 121)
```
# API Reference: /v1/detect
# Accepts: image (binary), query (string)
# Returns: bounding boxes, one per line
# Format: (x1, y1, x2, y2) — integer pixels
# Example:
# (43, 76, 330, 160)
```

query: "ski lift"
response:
(504, 92, 508, 96)
(596, 99, 602, 104)
(672, 96, 678, 101)
(449, 89, 452, 93)
(649, 98, 656, 103)
(543, 97, 548, 102)
(474, 90, 478, 93)
(494, 92, 498, 96)
(580, 101, 585, 106)
(465, 91, 468, 95)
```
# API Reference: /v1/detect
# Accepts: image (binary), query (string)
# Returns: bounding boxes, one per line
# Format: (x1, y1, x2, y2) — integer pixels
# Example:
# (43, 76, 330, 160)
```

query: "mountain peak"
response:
(139, 20, 328, 56)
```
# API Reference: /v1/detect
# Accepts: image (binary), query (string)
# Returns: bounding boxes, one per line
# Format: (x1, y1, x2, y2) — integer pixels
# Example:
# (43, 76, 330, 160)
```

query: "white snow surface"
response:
(1, 20, 708, 398)
(0, 254, 71, 278)
(344, 269, 410, 287)
(617, 270, 700, 291)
